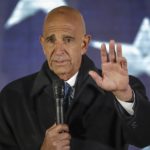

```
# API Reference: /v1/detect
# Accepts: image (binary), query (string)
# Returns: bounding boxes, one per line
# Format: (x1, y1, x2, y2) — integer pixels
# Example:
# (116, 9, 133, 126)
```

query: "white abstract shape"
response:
(142, 146, 150, 150)
(133, 17, 150, 56)
(5, 0, 67, 28)
(90, 17, 150, 76)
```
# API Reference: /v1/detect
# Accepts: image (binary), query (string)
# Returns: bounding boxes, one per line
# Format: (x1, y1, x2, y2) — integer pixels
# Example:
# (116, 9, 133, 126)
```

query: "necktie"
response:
(64, 82, 74, 113)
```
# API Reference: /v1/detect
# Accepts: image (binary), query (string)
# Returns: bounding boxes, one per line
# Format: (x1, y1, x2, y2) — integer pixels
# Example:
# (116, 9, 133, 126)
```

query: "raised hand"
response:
(89, 40, 132, 101)
(41, 124, 71, 150)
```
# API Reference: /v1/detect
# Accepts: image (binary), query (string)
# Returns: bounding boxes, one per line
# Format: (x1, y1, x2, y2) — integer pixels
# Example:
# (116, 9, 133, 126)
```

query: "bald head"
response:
(42, 6, 86, 35)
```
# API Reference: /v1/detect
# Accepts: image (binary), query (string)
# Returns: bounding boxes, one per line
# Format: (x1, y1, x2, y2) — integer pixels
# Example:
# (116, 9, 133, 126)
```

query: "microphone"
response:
(53, 79, 65, 124)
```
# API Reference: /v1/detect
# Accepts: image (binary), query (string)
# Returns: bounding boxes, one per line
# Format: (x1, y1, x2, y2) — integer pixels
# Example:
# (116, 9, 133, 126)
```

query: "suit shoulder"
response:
(129, 75, 146, 95)
(129, 75, 145, 87)
(0, 72, 38, 94)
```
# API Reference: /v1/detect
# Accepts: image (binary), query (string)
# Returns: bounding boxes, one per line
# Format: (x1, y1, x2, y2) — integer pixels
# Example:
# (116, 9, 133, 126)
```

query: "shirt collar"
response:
(65, 72, 78, 87)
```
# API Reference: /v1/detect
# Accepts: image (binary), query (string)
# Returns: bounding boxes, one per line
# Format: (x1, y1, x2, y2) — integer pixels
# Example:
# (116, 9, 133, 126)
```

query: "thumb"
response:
(88, 71, 103, 88)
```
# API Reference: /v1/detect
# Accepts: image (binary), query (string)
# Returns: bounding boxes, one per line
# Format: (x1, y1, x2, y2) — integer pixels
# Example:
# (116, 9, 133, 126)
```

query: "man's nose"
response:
(54, 41, 65, 54)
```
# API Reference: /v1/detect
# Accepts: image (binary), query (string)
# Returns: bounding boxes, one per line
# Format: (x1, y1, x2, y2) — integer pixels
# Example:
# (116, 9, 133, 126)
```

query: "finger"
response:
(116, 43, 122, 58)
(59, 139, 70, 146)
(88, 71, 103, 88)
(46, 124, 69, 136)
(45, 124, 57, 136)
(56, 138, 71, 149)
(109, 40, 116, 62)
(58, 144, 70, 150)
(50, 123, 56, 129)
(64, 146, 70, 150)
(59, 132, 71, 141)
(118, 57, 128, 71)
(55, 124, 69, 133)
(100, 43, 108, 63)
(55, 140, 71, 150)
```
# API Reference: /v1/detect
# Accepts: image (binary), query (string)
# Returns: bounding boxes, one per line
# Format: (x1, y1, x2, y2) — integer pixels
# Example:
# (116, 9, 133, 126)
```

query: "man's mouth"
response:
(53, 60, 70, 66)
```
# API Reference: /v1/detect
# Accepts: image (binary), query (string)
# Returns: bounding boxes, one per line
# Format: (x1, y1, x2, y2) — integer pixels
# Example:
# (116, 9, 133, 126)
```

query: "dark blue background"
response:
(0, 0, 150, 149)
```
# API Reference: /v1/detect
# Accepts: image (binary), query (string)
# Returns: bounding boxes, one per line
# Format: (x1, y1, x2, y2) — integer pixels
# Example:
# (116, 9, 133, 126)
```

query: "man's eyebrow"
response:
(63, 35, 75, 39)
(45, 34, 55, 41)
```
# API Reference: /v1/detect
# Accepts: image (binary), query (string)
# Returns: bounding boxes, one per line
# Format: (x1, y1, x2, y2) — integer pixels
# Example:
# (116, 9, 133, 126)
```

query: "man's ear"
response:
(81, 34, 91, 55)
(40, 35, 44, 46)
(40, 35, 46, 55)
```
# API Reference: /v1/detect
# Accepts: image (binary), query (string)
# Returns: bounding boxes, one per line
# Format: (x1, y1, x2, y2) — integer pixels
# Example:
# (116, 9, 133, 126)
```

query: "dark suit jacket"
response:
(0, 55, 150, 150)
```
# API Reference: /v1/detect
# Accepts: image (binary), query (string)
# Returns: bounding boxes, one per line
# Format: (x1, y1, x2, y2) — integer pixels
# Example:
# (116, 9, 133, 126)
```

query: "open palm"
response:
(89, 40, 132, 101)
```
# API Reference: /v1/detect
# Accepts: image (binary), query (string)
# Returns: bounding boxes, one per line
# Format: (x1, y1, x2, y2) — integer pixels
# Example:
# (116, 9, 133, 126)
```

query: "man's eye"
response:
(46, 37, 55, 43)
(64, 37, 73, 43)
(66, 38, 71, 42)
(48, 39, 54, 43)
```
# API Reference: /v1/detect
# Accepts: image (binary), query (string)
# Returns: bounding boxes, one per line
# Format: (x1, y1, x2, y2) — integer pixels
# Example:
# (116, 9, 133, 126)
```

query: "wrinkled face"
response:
(40, 12, 90, 80)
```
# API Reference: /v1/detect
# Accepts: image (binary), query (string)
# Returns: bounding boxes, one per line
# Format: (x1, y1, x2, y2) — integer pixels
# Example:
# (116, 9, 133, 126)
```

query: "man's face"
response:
(40, 14, 90, 80)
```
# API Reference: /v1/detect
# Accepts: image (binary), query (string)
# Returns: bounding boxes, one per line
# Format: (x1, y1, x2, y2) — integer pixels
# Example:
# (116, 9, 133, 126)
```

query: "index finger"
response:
(100, 43, 108, 63)
(52, 124, 69, 133)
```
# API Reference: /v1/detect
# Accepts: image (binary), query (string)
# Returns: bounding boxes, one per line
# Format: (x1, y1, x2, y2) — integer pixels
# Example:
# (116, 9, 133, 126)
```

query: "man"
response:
(0, 6, 150, 150)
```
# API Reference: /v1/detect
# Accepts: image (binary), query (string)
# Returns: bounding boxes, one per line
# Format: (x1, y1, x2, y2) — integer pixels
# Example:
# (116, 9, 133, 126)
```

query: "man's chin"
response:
(53, 70, 72, 80)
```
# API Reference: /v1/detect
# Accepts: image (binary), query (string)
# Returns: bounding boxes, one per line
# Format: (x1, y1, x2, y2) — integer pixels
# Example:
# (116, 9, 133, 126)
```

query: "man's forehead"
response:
(43, 15, 79, 36)
(44, 31, 76, 40)
(43, 23, 76, 36)
(42, 6, 86, 35)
